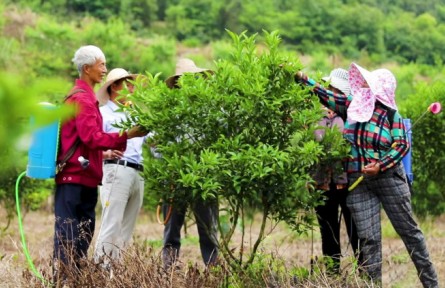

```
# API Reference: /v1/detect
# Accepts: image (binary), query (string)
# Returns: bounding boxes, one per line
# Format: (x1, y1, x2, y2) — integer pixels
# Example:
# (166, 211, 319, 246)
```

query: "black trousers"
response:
(162, 198, 219, 268)
(315, 183, 361, 272)
(53, 184, 98, 270)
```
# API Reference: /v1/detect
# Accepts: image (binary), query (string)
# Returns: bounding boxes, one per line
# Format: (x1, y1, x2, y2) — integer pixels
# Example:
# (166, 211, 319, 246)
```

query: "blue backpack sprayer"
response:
(15, 91, 89, 284)
(402, 119, 413, 184)
(349, 102, 441, 191)
(15, 102, 59, 284)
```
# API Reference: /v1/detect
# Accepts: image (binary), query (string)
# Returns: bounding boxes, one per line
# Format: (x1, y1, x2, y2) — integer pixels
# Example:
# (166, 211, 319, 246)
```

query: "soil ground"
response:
(1, 206, 444, 287)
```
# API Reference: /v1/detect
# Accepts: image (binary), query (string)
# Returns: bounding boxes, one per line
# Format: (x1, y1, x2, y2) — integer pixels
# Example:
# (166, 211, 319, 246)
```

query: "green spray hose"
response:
(14, 103, 62, 285)
(15, 171, 47, 285)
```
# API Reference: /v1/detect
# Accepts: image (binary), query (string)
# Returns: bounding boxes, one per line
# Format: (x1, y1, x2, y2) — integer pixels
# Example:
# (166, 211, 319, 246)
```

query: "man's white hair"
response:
(72, 45, 106, 75)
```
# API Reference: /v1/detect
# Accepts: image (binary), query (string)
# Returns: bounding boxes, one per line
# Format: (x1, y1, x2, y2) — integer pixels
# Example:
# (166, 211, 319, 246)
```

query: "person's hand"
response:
(104, 149, 124, 160)
(127, 125, 148, 139)
(363, 162, 380, 176)
(295, 71, 305, 82)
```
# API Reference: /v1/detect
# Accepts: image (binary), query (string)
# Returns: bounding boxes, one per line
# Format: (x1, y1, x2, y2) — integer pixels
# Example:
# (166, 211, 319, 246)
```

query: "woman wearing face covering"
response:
(295, 63, 438, 288)
(312, 69, 361, 275)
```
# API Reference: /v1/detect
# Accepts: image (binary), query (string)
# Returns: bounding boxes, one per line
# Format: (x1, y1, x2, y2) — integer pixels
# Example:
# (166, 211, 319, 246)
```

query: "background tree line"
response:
(0, 0, 444, 221)
(9, 0, 445, 65)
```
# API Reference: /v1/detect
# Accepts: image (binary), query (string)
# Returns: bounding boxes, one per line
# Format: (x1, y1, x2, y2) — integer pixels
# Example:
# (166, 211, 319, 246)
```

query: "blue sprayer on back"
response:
(26, 102, 59, 179)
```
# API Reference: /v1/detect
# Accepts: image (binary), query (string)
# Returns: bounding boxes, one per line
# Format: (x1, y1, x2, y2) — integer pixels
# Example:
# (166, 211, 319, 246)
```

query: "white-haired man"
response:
(53, 46, 146, 283)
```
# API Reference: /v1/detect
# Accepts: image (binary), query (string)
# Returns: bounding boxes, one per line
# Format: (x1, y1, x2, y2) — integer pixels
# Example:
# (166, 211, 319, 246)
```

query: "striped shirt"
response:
(300, 76, 409, 173)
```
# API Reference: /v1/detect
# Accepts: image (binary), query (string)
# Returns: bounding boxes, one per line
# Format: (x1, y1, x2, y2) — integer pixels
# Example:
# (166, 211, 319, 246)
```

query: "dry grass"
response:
(2, 6, 37, 42)
(1, 207, 444, 287)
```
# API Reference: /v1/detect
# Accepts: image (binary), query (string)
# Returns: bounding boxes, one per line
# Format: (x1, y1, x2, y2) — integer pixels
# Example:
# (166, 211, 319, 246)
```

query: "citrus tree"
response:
(121, 31, 349, 269)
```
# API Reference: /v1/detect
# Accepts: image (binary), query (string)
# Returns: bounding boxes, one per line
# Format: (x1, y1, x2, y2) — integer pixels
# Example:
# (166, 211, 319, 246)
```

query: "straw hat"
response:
(321, 68, 351, 96)
(165, 58, 213, 88)
(97, 68, 137, 105)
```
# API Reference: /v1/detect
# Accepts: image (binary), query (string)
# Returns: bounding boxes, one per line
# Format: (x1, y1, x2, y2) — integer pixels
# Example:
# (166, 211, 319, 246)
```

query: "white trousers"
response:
(94, 163, 144, 262)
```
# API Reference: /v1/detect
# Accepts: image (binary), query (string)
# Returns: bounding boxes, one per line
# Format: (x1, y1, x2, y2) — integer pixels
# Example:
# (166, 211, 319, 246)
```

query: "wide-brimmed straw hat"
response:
(97, 68, 138, 105)
(321, 68, 351, 96)
(165, 58, 213, 88)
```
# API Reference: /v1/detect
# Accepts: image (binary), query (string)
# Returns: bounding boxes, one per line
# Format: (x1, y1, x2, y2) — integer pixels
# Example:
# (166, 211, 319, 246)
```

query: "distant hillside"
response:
(6, 0, 445, 66)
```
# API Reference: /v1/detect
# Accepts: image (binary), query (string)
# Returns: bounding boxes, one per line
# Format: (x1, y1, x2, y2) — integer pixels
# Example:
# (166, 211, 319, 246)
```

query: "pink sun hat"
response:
(347, 63, 397, 123)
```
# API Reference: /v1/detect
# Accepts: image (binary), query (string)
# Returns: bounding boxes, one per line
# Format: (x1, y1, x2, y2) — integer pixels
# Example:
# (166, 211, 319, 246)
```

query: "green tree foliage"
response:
(1, 5, 176, 81)
(118, 0, 158, 30)
(0, 73, 71, 159)
(0, 3, 175, 227)
(402, 81, 445, 217)
(6, 0, 445, 66)
(65, 0, 122, 20)
(335, 5, 385, 57)
(24, 16, 79, 78)
(2, 0, 445, 221)
(0, 72, 73, 226)
(119, 31, 349, 267)
(238, 0, 277, 34)
(385, 12, 445, 65)
(165, 0, 225, 43)
(8, 0, 158, 33)
(82, 18, 175, 78)
(0, 162, 53, 231)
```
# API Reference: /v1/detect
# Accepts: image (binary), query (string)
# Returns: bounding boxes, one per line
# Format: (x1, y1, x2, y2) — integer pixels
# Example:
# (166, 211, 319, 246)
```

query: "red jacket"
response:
(55, 79, 127, 187)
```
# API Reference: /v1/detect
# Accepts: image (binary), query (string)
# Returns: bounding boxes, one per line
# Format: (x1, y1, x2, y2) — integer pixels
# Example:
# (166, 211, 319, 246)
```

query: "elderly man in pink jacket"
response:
(53, 45, 146, 284)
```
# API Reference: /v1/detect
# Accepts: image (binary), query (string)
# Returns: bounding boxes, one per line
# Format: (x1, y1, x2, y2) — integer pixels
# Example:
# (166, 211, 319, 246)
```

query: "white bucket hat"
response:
(97, 68, 137, 105)
(165, 58, 213, 88)
(321, 68, 351, 96)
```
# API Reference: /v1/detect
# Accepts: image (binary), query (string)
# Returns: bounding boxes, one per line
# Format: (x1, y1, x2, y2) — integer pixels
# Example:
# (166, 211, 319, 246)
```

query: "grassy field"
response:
(1, 205, 444, 287)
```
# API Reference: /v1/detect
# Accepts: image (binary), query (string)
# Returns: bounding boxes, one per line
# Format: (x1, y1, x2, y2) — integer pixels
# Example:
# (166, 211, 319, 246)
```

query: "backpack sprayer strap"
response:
(63, 88, 86, 102)
(56, 138, 81, 174)
(55, 89, 86, 174)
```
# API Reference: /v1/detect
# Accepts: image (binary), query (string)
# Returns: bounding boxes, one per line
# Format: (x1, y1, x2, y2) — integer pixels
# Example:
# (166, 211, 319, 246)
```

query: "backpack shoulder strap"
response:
(386, 108, 396, 129)
(56, 89, 86, 173)
(64, 89, 86, 102)
(56, 138, 81, 174)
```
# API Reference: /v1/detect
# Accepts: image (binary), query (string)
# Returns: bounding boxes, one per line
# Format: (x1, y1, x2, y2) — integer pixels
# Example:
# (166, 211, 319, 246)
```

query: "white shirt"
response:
(100, 100, 146, 164)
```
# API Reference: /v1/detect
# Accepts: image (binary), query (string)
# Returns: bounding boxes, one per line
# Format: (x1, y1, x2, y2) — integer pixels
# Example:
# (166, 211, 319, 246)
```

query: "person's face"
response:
(124, 79, 134, 93)
(326, 109, 335, 119)
(112, 78, 134, 92)
(323, 107, 335, 119)
(111, 78, 134, 104)
(85, 58, 107, 84)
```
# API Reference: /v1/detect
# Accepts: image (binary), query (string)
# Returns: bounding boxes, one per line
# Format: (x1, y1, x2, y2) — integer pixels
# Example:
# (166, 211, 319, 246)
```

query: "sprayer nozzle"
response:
(78, 156, 90, 169)
(429, 102, 441, 115)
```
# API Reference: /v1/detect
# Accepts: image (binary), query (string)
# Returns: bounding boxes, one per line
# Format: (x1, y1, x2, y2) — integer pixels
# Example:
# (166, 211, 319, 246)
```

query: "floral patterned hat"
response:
(347, 62, 397, 123)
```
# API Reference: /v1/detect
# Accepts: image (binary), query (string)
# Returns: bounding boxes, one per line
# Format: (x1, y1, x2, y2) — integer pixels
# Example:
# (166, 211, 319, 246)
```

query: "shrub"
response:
(401, 81, 445, 216)
(119, 31, 349, 268)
